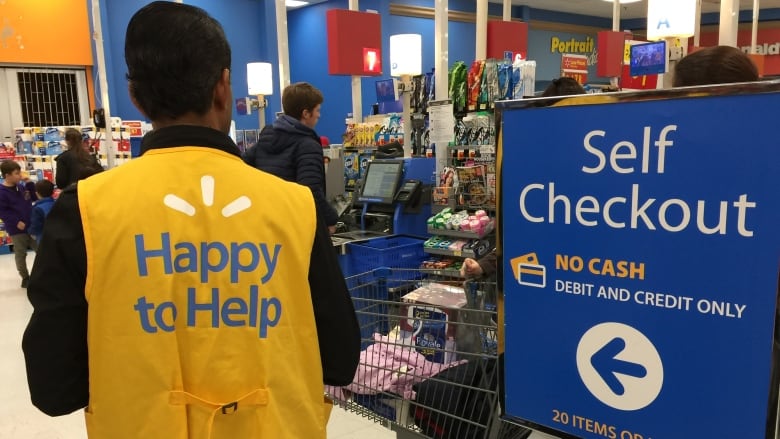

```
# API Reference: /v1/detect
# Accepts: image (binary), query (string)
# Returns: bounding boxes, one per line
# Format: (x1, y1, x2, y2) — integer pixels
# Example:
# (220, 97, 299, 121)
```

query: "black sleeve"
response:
(22, 186, 89, 416)
(296, 140, 340, 226)
(308, 215, 360, 386)
(477, 251, 498, 277)
(55, 154, 70, 189)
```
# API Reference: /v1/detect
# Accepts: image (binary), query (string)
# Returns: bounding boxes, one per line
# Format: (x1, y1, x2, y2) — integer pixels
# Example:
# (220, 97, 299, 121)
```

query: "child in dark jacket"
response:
(28, 180, 55, 243)
(0, 160, 38, 287)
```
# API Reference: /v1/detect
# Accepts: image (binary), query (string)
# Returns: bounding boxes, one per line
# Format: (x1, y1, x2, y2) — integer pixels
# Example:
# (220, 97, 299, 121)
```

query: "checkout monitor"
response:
(629, 40, 667, 77)
(358, 159, 404, 205)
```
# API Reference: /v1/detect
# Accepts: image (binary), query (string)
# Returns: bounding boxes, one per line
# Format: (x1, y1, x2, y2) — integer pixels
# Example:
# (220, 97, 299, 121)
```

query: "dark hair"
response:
(125, 1, 231, 121)
(1, 160, 21, 177)
(542, 77, 586, 97)
(673, 46, 759, 87)
(282, 82, 323, 120)
(64, 128, 93, 166)
(35, 179, 54, 198)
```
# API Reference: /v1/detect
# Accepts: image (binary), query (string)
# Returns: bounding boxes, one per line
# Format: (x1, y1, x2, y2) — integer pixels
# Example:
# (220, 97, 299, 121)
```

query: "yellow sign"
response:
(551, 36, 594, 54)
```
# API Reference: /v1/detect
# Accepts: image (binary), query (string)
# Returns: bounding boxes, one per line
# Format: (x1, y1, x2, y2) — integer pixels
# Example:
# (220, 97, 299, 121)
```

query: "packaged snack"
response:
(467, 60, 485, 111)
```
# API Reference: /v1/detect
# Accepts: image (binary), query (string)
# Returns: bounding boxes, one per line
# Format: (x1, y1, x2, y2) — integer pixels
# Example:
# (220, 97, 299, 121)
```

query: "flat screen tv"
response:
(630, 40, 667, 76)
(375, 78, 398, 103)
(358, 159, 404, 204)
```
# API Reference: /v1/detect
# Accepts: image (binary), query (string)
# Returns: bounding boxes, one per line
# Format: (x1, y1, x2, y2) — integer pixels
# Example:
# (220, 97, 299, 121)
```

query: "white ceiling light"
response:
(600, 0, 642, 3)
(286, 0, 310, 8)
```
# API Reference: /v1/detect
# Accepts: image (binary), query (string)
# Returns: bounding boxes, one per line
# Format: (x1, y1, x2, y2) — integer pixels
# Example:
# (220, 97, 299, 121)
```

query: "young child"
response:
(0, 160, 38, 288)
(28, 180, 55, 243)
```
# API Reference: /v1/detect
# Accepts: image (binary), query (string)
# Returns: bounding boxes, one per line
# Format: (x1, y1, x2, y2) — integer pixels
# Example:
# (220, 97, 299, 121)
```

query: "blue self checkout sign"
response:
(500, 92, 780, 439)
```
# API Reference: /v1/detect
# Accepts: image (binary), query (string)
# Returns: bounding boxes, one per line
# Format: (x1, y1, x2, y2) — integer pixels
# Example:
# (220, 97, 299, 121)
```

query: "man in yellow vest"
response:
(22, 2, 360, 438)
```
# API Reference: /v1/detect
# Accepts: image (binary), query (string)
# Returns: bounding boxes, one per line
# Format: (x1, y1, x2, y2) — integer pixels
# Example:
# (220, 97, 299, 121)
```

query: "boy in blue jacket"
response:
(28, 180, 55, 243)
(0, 160, 38, 287)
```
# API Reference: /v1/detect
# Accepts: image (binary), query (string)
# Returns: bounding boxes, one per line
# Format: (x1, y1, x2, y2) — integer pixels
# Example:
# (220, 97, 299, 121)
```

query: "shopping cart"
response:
(328, 268, 529, 439)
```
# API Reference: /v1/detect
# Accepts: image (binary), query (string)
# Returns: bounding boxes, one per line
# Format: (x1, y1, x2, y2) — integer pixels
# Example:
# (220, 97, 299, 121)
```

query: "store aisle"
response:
(0, 253, 395, 438)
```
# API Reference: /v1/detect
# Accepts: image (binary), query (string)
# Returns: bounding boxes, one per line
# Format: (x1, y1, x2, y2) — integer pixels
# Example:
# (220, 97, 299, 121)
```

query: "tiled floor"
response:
(0, 252, 396, 438)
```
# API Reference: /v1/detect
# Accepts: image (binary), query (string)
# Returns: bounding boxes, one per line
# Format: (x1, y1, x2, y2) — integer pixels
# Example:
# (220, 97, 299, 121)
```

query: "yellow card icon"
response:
(510, 252, 539, 279)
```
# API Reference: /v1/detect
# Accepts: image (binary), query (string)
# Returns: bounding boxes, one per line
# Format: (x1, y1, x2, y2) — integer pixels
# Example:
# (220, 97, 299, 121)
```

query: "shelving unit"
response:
(423, 247, 477, 259)
(426, 225, 493, 239)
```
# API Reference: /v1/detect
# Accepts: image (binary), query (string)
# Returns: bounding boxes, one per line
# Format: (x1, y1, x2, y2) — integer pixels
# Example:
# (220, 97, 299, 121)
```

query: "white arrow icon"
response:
(576, 322, 664, 411)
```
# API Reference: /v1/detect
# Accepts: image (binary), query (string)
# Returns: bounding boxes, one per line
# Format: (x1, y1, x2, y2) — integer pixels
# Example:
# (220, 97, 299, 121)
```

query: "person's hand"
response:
(460, 258, 483, 278)
(17, 221, 26, 231)
(328, 225, 337, 235)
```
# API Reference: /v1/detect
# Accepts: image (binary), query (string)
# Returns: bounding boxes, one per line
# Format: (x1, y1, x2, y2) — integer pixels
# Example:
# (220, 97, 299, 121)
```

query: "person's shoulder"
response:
(55, 150, 72, 161)
(294, 135, 323, 153)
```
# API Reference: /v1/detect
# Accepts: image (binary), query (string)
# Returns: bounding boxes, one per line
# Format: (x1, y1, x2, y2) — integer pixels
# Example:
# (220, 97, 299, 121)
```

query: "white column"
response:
(434, 0, 448, 101)
(434, 0, 449, 177)
(275, 0, 291, 109)
(694, 0, 702, 47)
(90, 0, 115, 169)
(349, 0, 362, 123)
(718, 0, 739, 47)
(610, 0, 621, 88)
(751, 0, 760, 53)
(503, 0, 511, 21)
(612, 0, 620, 31)
(402, 75, 412, 157)
(476, 0, 487, 60)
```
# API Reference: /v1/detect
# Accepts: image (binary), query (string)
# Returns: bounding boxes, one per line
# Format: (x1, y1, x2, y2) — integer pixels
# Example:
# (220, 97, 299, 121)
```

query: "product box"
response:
(34, 141, 47, 155)
(15, 128, 33, 155)
(0, 142, 15, 159)
(122, 121, 144, 137)
(401, 283, 466, 363)
(343, 151, 360, 191)
(32, 127, 44, 142)
(43, 127, 64, 142)
(46, 141, 63, 156)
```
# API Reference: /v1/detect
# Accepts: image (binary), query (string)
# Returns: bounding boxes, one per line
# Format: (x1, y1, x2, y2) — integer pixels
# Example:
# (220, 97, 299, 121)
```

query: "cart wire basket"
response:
(328, 268, 529, 439)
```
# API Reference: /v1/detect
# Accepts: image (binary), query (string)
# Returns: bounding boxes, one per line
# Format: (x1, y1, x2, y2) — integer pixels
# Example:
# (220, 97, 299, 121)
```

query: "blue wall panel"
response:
(99, 0, 266, 130)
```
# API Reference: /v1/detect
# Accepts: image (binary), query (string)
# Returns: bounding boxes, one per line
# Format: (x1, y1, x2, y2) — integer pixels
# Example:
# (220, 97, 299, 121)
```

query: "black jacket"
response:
(22, 125, 361, 416)
(477, 251, 497, 277)
(55, 149, 103, 189)
(243, 115, 339, 226)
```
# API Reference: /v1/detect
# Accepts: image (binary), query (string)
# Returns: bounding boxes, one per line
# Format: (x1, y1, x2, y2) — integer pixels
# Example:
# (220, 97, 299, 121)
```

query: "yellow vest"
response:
(78, 146, 326, 439)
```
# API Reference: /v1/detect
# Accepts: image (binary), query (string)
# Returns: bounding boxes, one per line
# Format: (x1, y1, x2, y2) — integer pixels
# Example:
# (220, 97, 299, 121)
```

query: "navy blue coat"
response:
(243, 115, 339, 226)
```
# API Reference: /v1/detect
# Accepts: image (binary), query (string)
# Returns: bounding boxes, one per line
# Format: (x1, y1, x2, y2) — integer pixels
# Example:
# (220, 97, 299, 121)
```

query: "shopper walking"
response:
(243, 82, 340, 233)
(55, 128, 103, 189)
(0, 160, 38, 288)
(22, 3, 360, 439)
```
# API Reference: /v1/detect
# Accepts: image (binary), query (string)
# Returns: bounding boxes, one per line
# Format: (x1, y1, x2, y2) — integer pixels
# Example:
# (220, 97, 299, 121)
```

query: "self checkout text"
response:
(518, 125, 757, 237)
(131, 232, 283, 338)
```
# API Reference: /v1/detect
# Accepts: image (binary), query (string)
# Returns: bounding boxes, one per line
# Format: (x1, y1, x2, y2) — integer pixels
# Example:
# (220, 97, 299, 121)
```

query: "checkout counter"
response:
(330, 157, 435, 275)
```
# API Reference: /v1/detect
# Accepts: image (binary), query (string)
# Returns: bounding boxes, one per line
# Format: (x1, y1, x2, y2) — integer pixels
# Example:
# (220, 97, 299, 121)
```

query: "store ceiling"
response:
(490, 0, 780, 20)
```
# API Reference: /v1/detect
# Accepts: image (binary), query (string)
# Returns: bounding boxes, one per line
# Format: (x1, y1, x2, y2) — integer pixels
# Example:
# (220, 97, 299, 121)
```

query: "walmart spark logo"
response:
(133, 174, 283, 337)
(162, 175, 251, 217)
